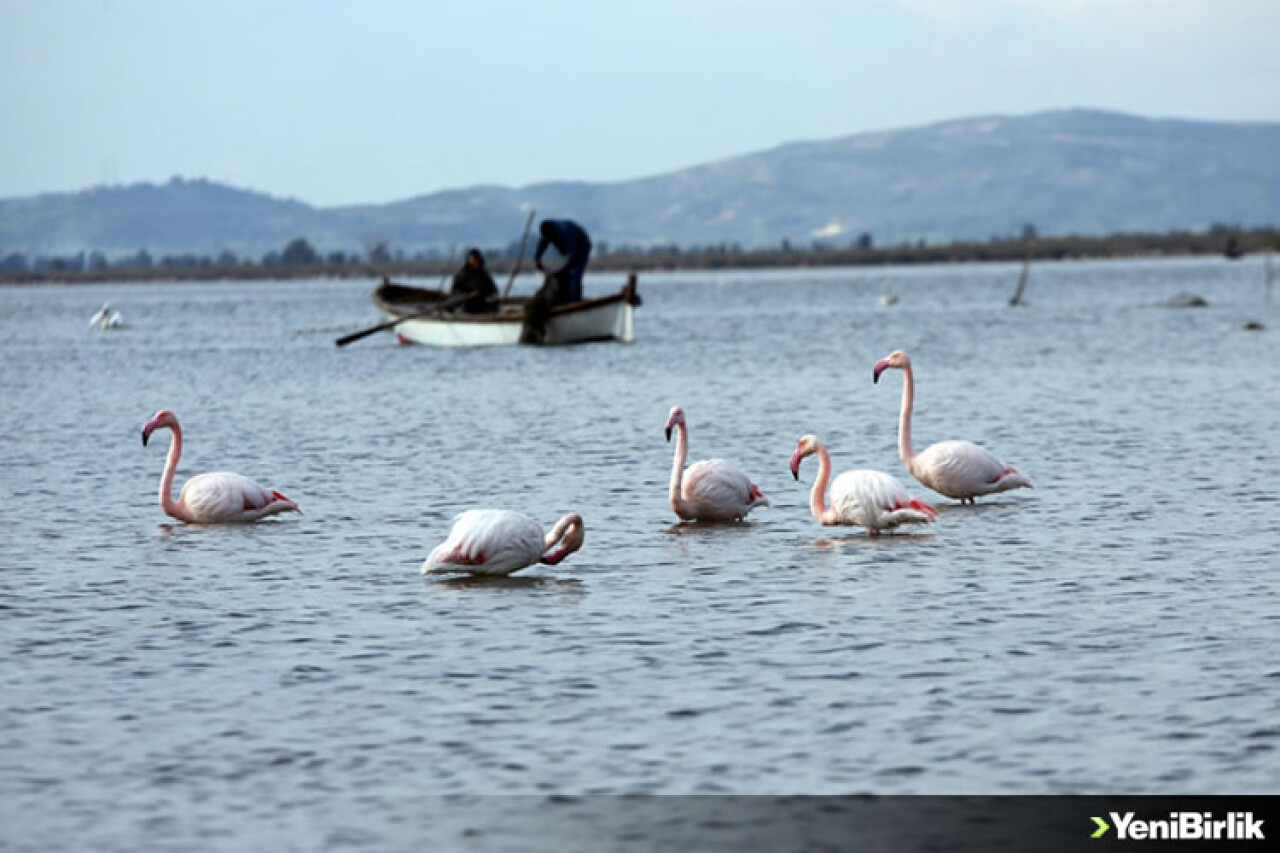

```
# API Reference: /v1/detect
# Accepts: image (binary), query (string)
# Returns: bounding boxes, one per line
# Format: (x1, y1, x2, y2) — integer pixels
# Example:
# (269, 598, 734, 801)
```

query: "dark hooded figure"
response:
(522, 219, 592, 343)
(533, 219, 592, 304)
(450, 248, 498, 313)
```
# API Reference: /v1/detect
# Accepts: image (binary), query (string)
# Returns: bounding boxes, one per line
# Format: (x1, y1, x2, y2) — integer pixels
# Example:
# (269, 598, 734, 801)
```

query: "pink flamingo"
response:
(141, 410, 300, 523)
(790, 435, 936, 533)
(665, 405, 769, 522)
(422, 509, 585, 576)
(873, 349, 1033, 504)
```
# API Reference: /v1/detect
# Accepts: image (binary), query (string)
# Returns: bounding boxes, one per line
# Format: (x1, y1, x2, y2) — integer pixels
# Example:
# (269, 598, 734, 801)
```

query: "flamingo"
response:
(665, 405, 769, 522)
(789, 435, 936, 533)
(141, 409, 300, 523)
(872, 349, 1033, 504)
(422, 509, 585, 576)
(90, 303, 122, 330)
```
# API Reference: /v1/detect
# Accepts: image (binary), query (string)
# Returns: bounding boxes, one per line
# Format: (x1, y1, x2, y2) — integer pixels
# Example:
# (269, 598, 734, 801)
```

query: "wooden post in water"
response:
(1008, 256, 1030, 307)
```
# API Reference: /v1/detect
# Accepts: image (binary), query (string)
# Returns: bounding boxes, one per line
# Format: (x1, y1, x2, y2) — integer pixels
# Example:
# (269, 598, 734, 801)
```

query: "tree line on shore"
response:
(2, 224, 1275, 284)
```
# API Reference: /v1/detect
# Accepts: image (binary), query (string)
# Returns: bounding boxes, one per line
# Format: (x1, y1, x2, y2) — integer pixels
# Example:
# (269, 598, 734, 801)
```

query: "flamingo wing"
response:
(179, 472, 281, 523)
(829, 469, 935, 530)
(423, 509, 545, 575)
(914, 440, 1009, 498)
(682, 459, 766, 520)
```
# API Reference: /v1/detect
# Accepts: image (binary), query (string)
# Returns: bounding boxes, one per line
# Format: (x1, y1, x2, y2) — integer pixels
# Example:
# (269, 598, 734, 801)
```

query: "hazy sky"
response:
(2, 0, 1277, 206)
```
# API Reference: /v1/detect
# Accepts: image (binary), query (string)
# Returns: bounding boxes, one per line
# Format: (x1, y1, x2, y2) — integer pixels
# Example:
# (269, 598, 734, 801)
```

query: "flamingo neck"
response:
(158, 425, 187, 521)
(541, 513, 581, 564)
(668, 422, 690, 517)
(898, 363, 917, 467)
(809, 444, 833, 521)
(543, 514, 573, 551)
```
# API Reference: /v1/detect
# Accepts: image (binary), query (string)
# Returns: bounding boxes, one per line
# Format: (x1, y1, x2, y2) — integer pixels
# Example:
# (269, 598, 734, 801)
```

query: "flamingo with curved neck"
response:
(540, 512, 585, 565)
(141, 409, 300, 523)
(422, 509, 585, 575)
(789, 434, 935, 533)
(665, 405, 768, 522)
(872, 350, 1033, 504)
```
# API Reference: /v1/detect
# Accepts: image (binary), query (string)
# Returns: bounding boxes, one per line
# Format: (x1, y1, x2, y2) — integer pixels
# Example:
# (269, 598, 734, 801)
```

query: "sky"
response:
(2, 0, 1278, 207)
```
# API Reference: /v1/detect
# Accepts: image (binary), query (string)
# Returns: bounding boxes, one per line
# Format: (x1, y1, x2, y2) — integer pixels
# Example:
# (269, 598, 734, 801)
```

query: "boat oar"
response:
(502, 209, 537, 299)
(335, 291, 470, 347)
(439, 244, 456, 288)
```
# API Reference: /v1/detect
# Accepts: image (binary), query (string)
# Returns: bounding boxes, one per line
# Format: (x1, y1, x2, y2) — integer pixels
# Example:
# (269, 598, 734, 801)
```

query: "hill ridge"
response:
(2, 109, 1277, 258)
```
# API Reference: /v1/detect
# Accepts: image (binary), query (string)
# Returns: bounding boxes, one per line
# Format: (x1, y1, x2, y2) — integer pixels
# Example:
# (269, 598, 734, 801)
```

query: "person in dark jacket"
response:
(534, 219, 592, 304)
(522, 219, 592, 343)
(449, 248, 498, 314)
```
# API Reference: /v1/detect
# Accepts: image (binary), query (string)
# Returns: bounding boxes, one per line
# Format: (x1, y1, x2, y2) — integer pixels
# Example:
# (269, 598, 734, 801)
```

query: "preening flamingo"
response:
(872, 350, 1033, 504)
(141, 409, 300, 523)
(790, 435, 936, 533)
(422, 509, 585, 576)
(90, 303, 122, 330)
(783, 435, 936, 527)
(665, 405, 769, 522)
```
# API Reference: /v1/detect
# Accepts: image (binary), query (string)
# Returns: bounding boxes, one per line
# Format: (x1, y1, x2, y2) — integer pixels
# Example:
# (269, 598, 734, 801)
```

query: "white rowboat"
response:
(372, 275, 641, 348)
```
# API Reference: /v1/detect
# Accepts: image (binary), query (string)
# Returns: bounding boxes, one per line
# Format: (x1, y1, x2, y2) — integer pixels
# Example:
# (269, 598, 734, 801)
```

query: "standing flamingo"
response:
(141, 409, 300, 523)
(422, 509, 585, 576)
(665, 405, 769, 522)
(872, 350, 1033, 503)
(790, 435, 936, 533)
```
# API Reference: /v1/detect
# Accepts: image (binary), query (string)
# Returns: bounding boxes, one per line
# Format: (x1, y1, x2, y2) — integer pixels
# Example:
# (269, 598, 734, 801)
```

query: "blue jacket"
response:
(535, 219, 592, 266)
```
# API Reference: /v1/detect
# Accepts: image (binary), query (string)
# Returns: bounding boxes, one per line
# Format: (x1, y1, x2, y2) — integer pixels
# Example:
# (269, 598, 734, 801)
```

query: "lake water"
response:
(2, 257, 1278, 849)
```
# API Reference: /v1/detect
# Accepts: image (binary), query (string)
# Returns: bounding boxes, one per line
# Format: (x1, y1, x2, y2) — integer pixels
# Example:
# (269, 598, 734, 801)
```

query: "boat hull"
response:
(374, 275, 640, 348)
(394, 300, 634, 347)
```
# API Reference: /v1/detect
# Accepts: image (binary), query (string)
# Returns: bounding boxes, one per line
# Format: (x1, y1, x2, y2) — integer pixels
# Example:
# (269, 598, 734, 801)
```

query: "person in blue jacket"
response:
(533, 218, 592, 303)
(522, 218, 593, 343)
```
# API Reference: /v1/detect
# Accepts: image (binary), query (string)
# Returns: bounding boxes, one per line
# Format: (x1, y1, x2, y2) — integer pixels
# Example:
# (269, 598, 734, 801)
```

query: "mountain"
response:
(2, 109, 1277, 259)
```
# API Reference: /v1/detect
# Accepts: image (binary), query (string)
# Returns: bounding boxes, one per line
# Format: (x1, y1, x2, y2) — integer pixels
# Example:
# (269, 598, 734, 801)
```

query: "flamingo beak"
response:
(665, 426, 672, 442)
(141, 427, 151, 447)
(873, 359, 889, 383)
(789, 451, 802, 481)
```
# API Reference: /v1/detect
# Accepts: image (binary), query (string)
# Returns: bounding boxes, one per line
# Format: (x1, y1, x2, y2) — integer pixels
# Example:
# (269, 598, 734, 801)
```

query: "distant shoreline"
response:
(2, 227, 1274, 285)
